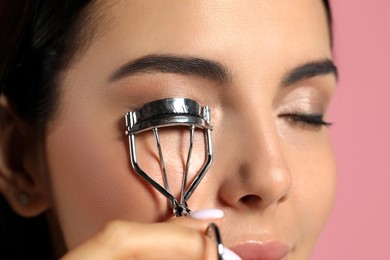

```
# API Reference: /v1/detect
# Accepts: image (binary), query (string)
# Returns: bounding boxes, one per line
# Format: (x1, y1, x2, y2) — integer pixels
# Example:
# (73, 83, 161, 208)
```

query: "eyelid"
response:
(274, 83, 332, 112)
(278, 112, 332, 129)
(275, 84, 332, 128)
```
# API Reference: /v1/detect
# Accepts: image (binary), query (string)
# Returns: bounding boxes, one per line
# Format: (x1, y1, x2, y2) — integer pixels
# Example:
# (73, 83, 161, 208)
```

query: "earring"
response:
(18, 192, 30, 205)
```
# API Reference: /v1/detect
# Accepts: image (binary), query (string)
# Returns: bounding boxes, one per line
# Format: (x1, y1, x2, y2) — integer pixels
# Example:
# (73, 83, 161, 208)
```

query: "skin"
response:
(0, 0, 337, 259)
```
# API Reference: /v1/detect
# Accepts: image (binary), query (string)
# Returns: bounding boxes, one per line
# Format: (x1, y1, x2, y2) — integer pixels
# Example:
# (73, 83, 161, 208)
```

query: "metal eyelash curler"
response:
(125, 98, 224, 259)
(124, 98, 213, 217)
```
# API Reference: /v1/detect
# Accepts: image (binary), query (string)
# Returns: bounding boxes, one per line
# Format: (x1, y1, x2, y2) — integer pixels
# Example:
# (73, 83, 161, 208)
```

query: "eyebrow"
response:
(281, 59, 338, 87)
(109, 54, 232, 85)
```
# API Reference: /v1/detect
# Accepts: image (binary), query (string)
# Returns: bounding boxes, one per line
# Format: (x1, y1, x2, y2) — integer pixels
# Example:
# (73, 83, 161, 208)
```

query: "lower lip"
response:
(230, 241, 290, 260)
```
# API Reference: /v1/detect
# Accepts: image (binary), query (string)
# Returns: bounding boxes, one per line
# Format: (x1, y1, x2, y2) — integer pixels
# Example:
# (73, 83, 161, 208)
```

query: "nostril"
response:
(239, 193, 288, 208)
(239, 194, 262, 205)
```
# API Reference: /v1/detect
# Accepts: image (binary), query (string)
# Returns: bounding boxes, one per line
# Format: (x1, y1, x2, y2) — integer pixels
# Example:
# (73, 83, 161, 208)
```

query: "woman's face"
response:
(41, 0, 337, 259)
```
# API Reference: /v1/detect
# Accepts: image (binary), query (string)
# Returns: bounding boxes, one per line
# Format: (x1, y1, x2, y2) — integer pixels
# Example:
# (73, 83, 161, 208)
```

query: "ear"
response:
(0, 95, 48, 217)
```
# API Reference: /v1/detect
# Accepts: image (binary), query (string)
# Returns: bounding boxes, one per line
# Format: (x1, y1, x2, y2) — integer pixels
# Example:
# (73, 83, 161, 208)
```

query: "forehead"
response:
(73, 0, 331, 80)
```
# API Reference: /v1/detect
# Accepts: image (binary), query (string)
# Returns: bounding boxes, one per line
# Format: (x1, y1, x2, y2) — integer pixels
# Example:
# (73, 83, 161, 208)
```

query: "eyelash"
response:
(279, 113, 332, 129)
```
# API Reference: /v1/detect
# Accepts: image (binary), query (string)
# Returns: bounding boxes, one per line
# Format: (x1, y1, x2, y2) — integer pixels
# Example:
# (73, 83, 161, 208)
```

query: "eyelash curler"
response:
(125, 98, 227, 259)
(125, 98, 213, 217)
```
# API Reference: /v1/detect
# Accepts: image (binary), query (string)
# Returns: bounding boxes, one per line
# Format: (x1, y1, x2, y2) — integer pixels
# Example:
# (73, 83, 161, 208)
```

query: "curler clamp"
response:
(125, 98, 213, 217)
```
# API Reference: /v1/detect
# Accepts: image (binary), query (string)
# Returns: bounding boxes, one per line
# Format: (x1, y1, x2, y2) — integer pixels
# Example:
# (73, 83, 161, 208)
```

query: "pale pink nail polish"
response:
(223, 247, 242, 260)
(190, 209, 224, 219)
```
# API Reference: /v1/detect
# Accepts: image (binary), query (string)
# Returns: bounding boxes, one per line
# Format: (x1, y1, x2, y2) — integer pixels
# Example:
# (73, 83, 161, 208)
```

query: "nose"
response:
(216, 101, 292, 210)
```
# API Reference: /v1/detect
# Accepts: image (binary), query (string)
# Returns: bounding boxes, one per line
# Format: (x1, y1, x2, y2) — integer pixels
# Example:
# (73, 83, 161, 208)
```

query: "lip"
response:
(230, 241, 290, 260)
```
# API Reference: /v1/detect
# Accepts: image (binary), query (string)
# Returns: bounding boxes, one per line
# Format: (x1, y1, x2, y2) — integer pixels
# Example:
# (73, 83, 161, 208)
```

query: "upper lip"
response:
(229, 240, 290, 260)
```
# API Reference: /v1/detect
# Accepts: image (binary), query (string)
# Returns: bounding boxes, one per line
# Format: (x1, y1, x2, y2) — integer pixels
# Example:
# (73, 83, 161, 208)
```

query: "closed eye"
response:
(279, 113, 332, 129)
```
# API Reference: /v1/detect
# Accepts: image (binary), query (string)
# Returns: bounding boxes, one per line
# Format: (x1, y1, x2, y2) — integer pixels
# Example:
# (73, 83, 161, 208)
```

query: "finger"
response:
(168, 208, 224, 230)
(61, 220, 218, 260)
(169, 210, 241, 260)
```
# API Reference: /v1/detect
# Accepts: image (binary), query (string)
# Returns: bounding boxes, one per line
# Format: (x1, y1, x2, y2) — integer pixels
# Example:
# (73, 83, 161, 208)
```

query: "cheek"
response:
(45, 110, 158, 249)
(45, 111, 207, 249)
(286, 136, 337, 246)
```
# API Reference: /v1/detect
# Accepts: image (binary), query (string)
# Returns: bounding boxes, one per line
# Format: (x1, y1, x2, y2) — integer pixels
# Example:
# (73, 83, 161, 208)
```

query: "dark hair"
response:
(0, 0, 94, 125)
(323, 0, 333, 44)
(0, 0, 93, 258)
(0, 0, 333, 258)
(324, 0, 333, 24)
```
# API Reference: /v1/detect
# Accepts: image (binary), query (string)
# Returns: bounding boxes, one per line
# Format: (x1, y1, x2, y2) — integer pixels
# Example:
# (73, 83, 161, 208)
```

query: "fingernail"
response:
(190, 209, 224, 219)
(223, 247, 242, 260)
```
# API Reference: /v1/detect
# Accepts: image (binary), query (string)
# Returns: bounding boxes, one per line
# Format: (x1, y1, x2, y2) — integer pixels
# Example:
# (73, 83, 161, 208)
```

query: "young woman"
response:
(0, 0, 337, 259)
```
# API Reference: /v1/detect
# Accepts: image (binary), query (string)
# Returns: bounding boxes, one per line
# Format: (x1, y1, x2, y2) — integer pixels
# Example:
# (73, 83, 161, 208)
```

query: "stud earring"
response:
(18, 192, 30, 205)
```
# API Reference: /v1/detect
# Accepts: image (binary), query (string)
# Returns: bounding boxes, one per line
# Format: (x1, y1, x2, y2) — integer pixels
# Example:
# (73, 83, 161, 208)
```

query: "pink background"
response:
(312, 0, 390, 259)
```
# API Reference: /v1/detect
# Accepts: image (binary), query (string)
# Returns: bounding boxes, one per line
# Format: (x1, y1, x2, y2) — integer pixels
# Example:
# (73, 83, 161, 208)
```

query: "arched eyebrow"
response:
(281, 59, 338, 87)
(109, 54, 232, 85)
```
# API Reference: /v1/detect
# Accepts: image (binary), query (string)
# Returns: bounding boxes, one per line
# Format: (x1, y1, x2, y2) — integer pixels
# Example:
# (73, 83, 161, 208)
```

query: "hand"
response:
(61, 209, 239, 260)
